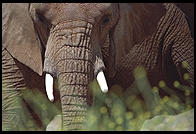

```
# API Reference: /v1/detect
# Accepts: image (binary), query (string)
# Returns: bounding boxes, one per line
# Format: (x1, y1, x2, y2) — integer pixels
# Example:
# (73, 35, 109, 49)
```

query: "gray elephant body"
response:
(2, 47, 25, 130)
(2, 3, 194, 130)
(2, 4, 60, 130)
(111, 3, 194, 93)
(2, 47, 45, 130)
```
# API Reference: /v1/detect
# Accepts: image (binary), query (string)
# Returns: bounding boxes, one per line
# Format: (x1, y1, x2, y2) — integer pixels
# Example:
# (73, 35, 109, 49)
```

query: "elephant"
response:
(2, 3, 194, 130)
(175, 3, 194, 38)
(2, 3, 61, 130)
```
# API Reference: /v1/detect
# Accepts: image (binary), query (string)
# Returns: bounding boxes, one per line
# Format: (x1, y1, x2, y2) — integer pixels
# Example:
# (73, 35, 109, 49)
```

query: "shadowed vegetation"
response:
(2, 65, 193, 131)
(82, 66, 193, 130)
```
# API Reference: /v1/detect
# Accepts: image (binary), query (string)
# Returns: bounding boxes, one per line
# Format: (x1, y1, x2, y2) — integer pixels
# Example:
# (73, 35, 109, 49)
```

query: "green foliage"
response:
(21, 88, 61, 130)
(2, 65, 193, 131)
(82, 66, 194, 131)
(2, 86, 61, 131)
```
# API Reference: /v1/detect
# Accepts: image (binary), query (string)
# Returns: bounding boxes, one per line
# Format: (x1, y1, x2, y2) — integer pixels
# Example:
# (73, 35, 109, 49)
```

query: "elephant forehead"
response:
(78, 3, 112, 12)
(42, 3, 113, 22)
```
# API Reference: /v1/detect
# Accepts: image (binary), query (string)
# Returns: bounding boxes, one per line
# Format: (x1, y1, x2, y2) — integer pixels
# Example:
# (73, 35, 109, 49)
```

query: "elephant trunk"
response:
(58, 58, 92, 130)
(44, 21, 94, 130)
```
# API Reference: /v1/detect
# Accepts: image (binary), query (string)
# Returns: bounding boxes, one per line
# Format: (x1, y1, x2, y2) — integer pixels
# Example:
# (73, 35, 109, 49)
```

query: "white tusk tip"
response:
(102, 88, 108, 93)
(45, 73, 54, 102)
(96, 70, 109, 93)
(48, 96, 54, 102)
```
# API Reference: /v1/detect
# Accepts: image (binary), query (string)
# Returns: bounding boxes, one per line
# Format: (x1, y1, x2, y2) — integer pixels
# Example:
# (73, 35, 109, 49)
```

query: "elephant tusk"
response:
(45, 73, 54, 102)
(96, 70, 108, 93)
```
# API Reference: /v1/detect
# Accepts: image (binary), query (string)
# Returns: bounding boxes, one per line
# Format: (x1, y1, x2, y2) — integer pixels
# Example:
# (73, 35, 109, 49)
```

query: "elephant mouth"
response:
(45, 69, 108, 102)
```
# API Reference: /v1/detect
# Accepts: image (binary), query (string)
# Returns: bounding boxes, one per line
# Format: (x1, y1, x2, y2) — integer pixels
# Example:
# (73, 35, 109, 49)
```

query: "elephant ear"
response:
(2, 3, 43, 75)
(113, 3, 166, 68)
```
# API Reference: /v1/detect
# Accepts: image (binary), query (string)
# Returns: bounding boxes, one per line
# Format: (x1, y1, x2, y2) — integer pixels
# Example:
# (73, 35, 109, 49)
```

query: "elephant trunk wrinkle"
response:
(44, 22, 95, 130)
(56, 45, 93, 130)
(55, 45, 93, 130)
(58, 70, 92, 130)
(45, 51, 93, 130)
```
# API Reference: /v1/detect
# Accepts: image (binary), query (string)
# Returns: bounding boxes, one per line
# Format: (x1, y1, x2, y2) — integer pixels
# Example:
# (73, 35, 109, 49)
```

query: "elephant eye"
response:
(37, 13, 52, 28)
(102, 15, 110, 25)
(37, 13, 47, 23)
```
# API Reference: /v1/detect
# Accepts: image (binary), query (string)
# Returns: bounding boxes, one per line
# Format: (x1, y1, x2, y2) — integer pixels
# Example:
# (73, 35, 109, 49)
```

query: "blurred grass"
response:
(20, 88, 61, 130)
(2, 84, 61, 131)
(82, 65, 194, 130)
(2, 65, 194, 131)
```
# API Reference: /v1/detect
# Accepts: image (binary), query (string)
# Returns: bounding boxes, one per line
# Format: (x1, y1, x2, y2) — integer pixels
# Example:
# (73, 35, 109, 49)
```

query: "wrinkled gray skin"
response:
(2, 3, 194, 130)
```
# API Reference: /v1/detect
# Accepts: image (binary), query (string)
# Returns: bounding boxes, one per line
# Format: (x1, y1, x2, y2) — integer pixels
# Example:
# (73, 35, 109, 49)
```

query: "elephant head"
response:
(2, 3, 166, 130)
(3, 3, 120, 130)
(3, 3, 193, 130)
(30, 3, 167, 130)
(28, 3, 121, 130)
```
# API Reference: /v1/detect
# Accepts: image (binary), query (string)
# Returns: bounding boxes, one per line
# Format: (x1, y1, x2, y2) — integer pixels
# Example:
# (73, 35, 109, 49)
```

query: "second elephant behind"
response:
(2, 3, 194, 130)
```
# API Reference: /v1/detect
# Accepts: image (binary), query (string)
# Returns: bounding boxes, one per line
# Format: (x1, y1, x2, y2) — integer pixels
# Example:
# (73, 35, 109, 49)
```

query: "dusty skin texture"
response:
(2, 3, 194, 130)
(113, 3, 194, 94)
(2, 47, 26, 130)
